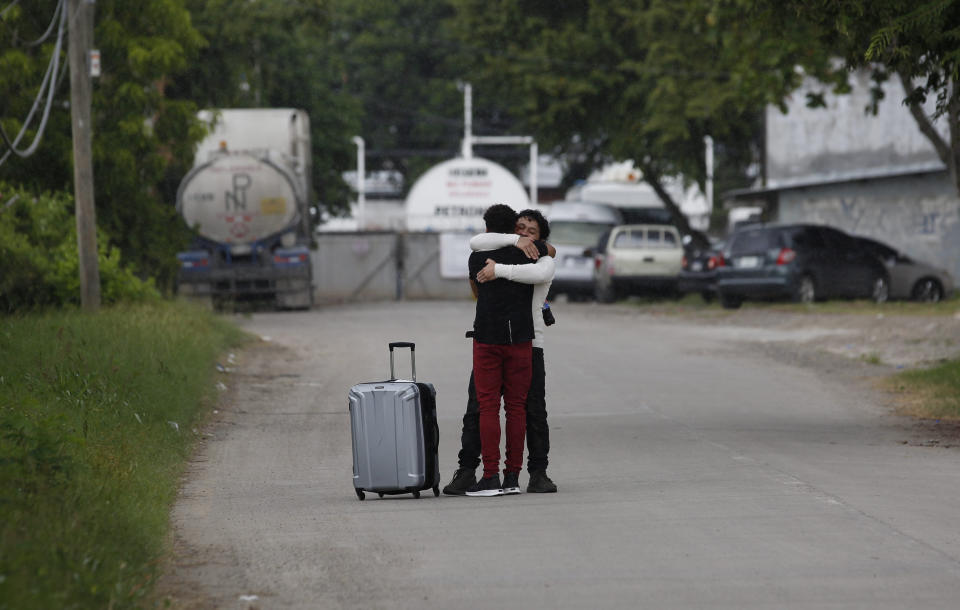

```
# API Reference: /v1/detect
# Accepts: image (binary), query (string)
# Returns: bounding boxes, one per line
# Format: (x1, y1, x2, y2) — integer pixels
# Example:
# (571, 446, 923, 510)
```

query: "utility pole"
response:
(68, 0, 100, 311)
(459, 83, 539, 204)
(352, 136, 366, 230)
(704, 135, 714, 226)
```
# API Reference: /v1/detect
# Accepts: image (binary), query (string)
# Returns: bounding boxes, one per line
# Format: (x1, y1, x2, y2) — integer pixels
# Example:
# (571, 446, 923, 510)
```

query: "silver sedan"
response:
(856, 236, 954, 302)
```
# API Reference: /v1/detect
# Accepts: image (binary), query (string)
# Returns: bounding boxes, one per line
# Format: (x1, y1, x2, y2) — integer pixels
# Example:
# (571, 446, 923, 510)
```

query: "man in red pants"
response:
(465, 204, 547, 497)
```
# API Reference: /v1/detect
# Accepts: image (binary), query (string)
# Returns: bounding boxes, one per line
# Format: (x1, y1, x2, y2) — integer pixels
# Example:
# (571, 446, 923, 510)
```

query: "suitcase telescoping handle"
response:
(388, 342, 416, 381)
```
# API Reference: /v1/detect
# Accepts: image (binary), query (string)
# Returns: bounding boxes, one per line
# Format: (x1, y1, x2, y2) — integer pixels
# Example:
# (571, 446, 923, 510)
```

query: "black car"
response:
(678, 235, 723, 303)
(716, 224, 889, 309)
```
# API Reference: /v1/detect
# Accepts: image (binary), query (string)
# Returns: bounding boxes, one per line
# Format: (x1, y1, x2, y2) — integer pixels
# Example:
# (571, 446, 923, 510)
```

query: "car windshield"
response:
(612, 227, 679, 249)
(729, 227, 784, 254)
(613, 230, 645, 248)
(550, 221, 615, 247)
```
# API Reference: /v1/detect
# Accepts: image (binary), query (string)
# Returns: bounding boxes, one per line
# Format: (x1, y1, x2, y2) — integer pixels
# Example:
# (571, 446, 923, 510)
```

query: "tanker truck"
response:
(175, 108, 314, 309)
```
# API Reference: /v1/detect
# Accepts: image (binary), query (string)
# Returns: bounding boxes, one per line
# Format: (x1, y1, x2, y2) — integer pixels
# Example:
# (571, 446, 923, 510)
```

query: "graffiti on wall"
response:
(835, 196, 946, 236)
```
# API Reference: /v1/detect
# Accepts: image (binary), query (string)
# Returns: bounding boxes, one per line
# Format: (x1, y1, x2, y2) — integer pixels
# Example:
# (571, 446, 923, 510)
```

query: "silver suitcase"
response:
(348, 342, 440, 500)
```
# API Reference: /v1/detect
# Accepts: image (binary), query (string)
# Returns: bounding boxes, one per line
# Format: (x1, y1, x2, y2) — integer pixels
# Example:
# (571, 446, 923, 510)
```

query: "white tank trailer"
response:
(175, 109, 313, 309)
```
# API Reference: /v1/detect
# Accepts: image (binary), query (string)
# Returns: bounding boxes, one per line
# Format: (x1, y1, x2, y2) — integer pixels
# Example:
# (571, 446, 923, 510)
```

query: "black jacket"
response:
(469, 241, 548, 344)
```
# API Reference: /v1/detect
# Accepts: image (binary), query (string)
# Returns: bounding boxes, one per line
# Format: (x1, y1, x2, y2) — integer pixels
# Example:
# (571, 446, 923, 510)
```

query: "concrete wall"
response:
(777, 173, 960, 280)
(401, 233, 473, 300)
(311, 231, 472, 303)
(767, 70, 947, 185)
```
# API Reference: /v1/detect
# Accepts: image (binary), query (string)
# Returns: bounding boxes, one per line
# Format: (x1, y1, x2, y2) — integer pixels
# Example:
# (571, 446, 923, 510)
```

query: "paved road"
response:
(160, 301, 960, 609)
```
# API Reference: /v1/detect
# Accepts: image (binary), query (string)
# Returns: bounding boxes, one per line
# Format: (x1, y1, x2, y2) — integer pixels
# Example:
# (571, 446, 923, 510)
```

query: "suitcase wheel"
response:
(413, 491, 421, 499)
(432, 486, 440, 497)
(355, 489, 365, 501)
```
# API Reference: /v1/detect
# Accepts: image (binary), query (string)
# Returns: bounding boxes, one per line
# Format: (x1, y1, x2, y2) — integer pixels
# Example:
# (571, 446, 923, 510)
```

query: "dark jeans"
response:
(458, 347, 549, 473)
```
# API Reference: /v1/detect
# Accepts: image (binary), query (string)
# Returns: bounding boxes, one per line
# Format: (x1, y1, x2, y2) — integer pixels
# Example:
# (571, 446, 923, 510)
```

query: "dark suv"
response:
(716, 224, 889, 309)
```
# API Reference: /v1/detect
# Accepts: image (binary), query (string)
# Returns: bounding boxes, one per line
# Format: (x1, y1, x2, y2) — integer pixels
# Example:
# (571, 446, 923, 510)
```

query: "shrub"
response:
(0, 185, 159, 312)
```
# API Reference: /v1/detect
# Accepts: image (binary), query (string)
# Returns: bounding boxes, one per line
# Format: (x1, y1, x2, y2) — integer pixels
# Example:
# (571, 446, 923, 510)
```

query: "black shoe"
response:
(502, 472, 521, 495)
(442, 468, 477, 496)
(465, 475, 503, 497)
(526, 470, 557, 493)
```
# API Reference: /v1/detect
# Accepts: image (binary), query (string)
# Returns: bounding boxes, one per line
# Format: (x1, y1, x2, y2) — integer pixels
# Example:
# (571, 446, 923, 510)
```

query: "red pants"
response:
(472, 340, 532, 478)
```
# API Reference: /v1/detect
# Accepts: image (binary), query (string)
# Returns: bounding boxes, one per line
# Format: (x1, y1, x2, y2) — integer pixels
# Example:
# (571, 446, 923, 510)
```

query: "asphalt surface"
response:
(158, 301, 960, 609)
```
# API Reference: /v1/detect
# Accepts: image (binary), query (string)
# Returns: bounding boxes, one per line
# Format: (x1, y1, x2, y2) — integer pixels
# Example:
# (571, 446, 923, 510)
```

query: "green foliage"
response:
(0, 302, 248, 609)
(0, 185, 159, 312)
(172, 0, 487, 213)
(330, 0, 482, 189)
(172, 0, 361, 217)
(765, 0, 960, 117)
(451, 0, 810, 233)
(745, 0, 960, 194)
(0, 0, 206, 291)
(895, 356, 960, 419)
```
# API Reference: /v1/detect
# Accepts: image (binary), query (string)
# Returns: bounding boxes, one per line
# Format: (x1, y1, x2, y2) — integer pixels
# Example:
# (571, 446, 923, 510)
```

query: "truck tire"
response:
(871, 274, 889, 304)
(177, 283, 215, 309)
(911, 278, 943, 303)
(793, 274, 816, 304)
(720, 293, 743, 309)
(276, 288, 313, 310)
(594, 281, 617, 304)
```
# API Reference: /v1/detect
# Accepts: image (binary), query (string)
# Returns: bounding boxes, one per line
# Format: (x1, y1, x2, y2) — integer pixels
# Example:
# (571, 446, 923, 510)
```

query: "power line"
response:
(0, 0, 20, 20)
(0, 0, 67, 166)
(24, 0, 63, 47)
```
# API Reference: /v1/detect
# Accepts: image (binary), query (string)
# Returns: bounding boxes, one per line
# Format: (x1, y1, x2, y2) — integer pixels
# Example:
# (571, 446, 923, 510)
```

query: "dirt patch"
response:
(660, 304, 960, 441)
(673, 307, 960, 370)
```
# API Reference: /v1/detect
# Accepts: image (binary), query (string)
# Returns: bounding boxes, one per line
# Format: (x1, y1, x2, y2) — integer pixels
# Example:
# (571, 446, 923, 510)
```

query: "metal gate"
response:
(311, 231, 471, 303)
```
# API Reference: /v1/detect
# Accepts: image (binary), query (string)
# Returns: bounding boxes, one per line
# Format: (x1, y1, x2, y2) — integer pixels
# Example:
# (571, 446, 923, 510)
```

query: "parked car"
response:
(854, 236, 954, 302)
(678, 233, 723, 303)
(546, 202, 623, 300)
(590, 224, 684, 302)
(716, 224, 889, 309)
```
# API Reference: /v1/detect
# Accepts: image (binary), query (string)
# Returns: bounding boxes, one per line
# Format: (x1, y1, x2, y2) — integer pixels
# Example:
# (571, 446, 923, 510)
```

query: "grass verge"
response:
(0, 301, 248, 609)
(888, 358, 960, 420)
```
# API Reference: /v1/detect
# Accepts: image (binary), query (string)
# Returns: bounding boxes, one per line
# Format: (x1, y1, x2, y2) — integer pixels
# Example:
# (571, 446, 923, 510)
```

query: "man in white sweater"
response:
(444, 209, 559, 495)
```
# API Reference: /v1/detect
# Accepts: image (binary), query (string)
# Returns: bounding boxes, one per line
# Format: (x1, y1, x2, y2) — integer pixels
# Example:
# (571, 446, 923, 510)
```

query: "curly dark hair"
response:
(483, 204, 518, 233)
(517, 208, 550, 241)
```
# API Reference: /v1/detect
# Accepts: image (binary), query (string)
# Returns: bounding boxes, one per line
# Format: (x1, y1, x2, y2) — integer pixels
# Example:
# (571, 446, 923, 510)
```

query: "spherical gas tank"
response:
(177, 153, 300, 245)
(404, 157, 531, 232)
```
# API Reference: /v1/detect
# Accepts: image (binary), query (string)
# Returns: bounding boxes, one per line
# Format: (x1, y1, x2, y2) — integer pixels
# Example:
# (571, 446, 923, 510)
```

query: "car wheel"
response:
(595, 281, 616, 304)
(911, 279, 943, 303)
(871, 274, 889, 304)
(794, 274, 816, 304)
(720, 293, 743, 309)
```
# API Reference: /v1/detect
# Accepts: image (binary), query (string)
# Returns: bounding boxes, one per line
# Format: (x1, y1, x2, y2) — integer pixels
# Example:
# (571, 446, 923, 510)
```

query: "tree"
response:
(0, 184, 159, 311)
(452, 0, 817, 241)
(175, 0, 525, 217)
(0, 0, 207, 291)
(330, 0, 523, 197)
(170, 0, 361, 218)
(767, 0, 960, 196)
